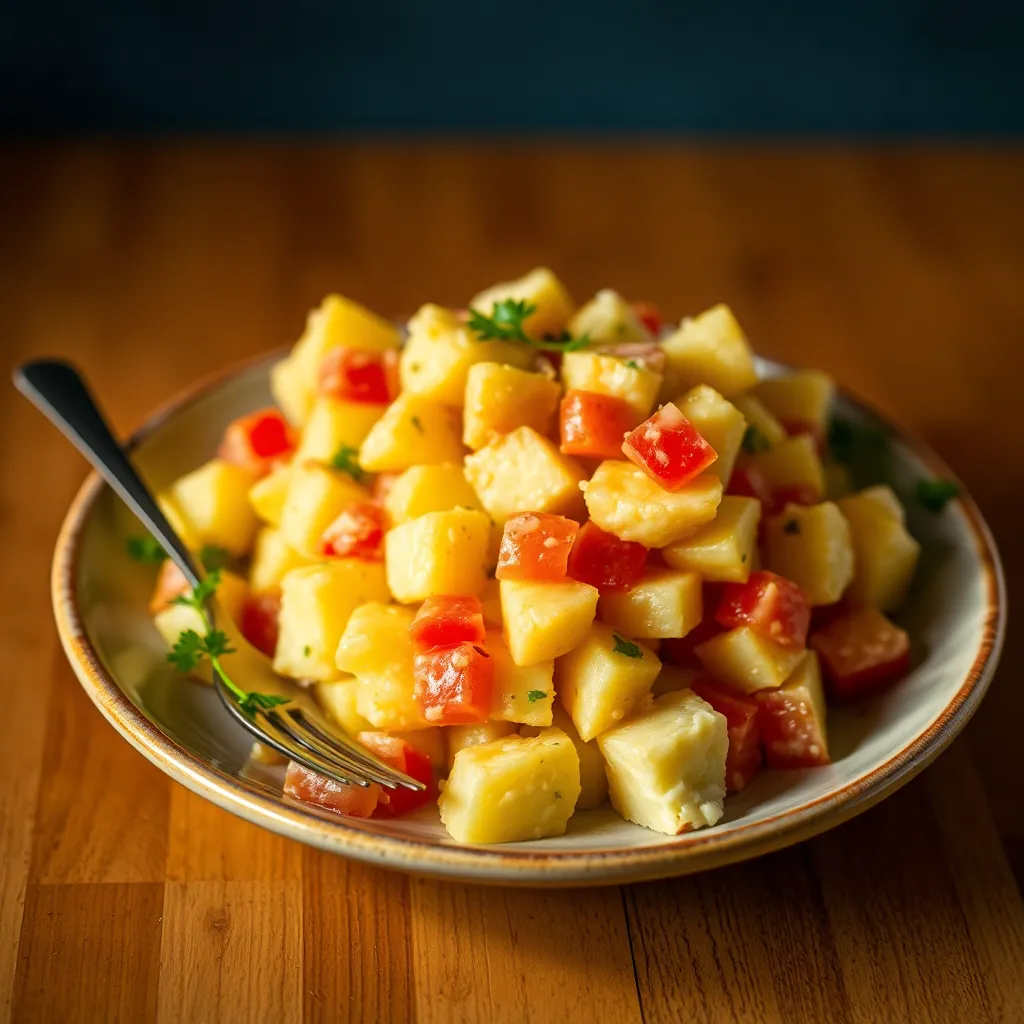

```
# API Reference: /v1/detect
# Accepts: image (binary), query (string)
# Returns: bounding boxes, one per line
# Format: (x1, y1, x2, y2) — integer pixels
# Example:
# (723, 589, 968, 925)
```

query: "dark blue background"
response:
(3, 0, 1024, 134)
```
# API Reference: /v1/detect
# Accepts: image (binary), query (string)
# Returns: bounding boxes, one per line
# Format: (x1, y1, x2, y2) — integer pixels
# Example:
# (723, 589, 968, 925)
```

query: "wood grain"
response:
(2, 143, 1023, 1023)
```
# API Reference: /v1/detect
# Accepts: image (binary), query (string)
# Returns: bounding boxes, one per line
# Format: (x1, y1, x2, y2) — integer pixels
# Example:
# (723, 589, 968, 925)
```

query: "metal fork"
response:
(15, 359, 423, 794)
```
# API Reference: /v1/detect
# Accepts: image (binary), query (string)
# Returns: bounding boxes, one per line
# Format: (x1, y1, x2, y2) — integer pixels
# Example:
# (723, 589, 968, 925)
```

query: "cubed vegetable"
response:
(293, 397, 387, 464)
(382, 463, 482, 526)
(754, 370, 835, 441)
(317, 678, 374, 736)
(561, 350, 662, 421)
(321, 501, 385, 560)
(156, 493, 202, 551)
(694, 625, 805, 694)
(689, 678, 763, 793)
(446, 720, 517, 771)
(559, 389, 639, 460)
(469, 266, 575, 341)
(414, 641, 494, 724)
(274, 561, 389, 681)
(464, 426, 587, 527)
(500, 578, 599, 666)
(357, 732, 435, 816)
(583, 460, 723, 548)
(660, 611, 724, 669)
(439, 729, 581, 843)
(496, 512, 579, 582)
(810, 607, 910, 700)
(675, 385, 747, 486)
(555, 622, 661, 741)
(284, 761, 380, 818)
(763, 502, 855, 606)
(567, 288, 651, 345)
(479, 577, 503, 629)
(410, 595, 486, 648)
(661, 495, 761, 584)
(279, 462, 371, 557)
(248, 464, 292, 528)
(522, 705, 608, 810)
(660, 304, 758, 400)
(859, 484, 906, 524)
(482, 633, 555, 726)
(318, 347, 392, 404)
(567, 521, 648, 592)
(218, 408, 296, 478)
(746, 434, 826, 509)
(170, 458, 260, 558)
(358, 393, 465, 473)
(622, 403, 718, 491)
(391, 727, 446, 768)
(715, 570, 810, 649)
(463, 362, 561, 450)
(239, 589, 282, 657)
(650, 663, 704, 697)
(753, 650, 829, 768)
(632, 301, 663, 337)
(597, 689, 728, 834)
(384, 508, 492, 602)
(598, 567, 703, 640)
(733, 394, 787, 448)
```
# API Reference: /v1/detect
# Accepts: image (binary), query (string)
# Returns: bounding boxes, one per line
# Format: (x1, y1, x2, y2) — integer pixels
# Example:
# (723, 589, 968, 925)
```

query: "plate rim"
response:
(49, 351, 1007, 886)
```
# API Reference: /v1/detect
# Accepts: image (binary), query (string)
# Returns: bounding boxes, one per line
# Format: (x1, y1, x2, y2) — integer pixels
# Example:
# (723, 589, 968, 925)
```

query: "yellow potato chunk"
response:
(583, 460, 722, 548)
(598, 567, 703, 639)
(859, 484, 906, 524)
(733, 394, 787, 447)
(384, 508, 492, 603)
(483, 633, 555, 727)
(358, 393, 464, 473)
(400, 304, 534, 407)
(392, 727, 447, 768)
(500, 578, 599, 666)
(660, 304, 758, 400)
(462, 362, 562, 450)
(293, 397, 386, 464)
(269, 356, 311, 427)
(155, 493, 201, 551)
(383, 463, 482, 526)
(279, 462, 371, 557)
(274, 561, 389, 682)
(464, 426, 587, 526)
(764, 502, 855, 606)
(675, 384, 747, 486)
(661, 495, 761, 583)
(695, 626, 805, 694)
(439, 729, 581, 843)
(248, 527, 315, 593)
(469, 266, 575, 341)
(748, 434, 826, 504)
(248, 464, 292, 528)
(560, 351, 662, 420)
(555, 622, 661, 741)
(754, 370, 835, 437)
(567, 288, 651, 345)
(837, 491, 921, 611)
(335, 603, 426, 730)
(317, 678, 373, 735)
(170, 459, 259, 558)
(446, 721, 517, 772)
(597, 690, 728, 835)
(522, 705, 608, 811)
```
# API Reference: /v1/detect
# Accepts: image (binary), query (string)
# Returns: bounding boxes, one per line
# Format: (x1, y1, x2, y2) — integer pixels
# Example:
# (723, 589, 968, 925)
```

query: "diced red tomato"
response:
(413, 642, 493, 725)
(690, 679, 763, 793)
(622, 403, 718, 491)
(754, 662, 831, 768)
(410, 595, 486, 648)
(218, 408, 296, 478)
(320, 502, 385, 560)
(559, 389, 639, 460)
(632, 301, 663, 337)
(357, 732, 435, 816)
(148, 559, 189, 614)
(318, 347, 391, 404)
(372, 472, 400, 506)
(496, 512, 579, 582)
(284, 761, 380, 817)
(240, 589, 281, 657)
(567, 521, 648, 591)
(716, 571, 810, 650)
(810, 607, 911, 700)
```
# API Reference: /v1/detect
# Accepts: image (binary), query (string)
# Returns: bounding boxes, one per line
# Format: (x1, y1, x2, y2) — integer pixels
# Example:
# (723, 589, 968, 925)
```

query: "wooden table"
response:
(2, 144, 1023, 1024)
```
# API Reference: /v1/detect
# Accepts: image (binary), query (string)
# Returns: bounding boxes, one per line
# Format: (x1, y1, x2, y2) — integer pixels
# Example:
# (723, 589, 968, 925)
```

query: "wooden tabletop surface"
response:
(2, 143, 1023, 1024)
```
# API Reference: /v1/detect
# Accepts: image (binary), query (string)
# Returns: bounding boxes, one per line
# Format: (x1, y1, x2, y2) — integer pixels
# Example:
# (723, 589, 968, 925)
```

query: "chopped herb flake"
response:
(916, 478, 961, 512)
(526, 689, 547, 703)
(330, 444, 367, 483)
(624, 359, 640, 370)
(612, 633, 643, 659)
(410, 415, 424, 433)
(554, 791, 563, 799)
(302, 645, 312, 657)
(742, 424, 771, 454)
(126, 535, 166, 564)
(467, 299, 590, 353)
(199, 544, 231, 572)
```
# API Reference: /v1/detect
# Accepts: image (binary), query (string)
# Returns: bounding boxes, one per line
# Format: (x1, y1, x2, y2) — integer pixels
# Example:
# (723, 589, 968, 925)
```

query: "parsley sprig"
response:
(467, 299, 590, 353)
(127, 535, 166, 563)
(330, 444, 368, 483)
(167, 571, 288, 716)
(612, 634, 643, 659)
(916, 478, 960, 512)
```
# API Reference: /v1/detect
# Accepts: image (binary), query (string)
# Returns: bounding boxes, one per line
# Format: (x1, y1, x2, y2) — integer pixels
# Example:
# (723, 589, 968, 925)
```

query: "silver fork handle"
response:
(13, 359, 202, 589)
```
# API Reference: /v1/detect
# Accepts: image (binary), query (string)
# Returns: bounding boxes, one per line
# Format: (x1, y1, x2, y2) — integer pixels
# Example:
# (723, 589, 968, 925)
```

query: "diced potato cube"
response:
(500, 578, 599, 666)
(754, 650, 830, 768)
(358, 393, 465, 473)
(439, 729, 581, 843)
(248, 464, 292, 527)
(522, 705, 608, 811)
(675, 384, 747, 485)
(837, 491, 921, 611)
(400, 304, 534, 407)
(556, 622, 660, 741)
(446, 721, 517, 772)
(661, 495, 761, 583)
(392, 727, 447, 768)
(279, 462, 371, 557)
(156, 493, 201, 551)
(694, 625, 805, 694)
(248, 527, 315, 593)
(598, 567, 703, 639)
(336, 603, 426, 730)
(293, 397, 386, 464)
(567, 288, 651, 345)
(274, 562, 389, 681)
(660, 304, 758, 400)
(317, 678, 373, 735)
(270, 356, 312, 426)
(583, 460, 722, 548)
(384, 508, 492, 602)
(764, 502, 855, 606)
(597, 690, 728, 835)
(748, 434, 826, 503)
(859, 484, 906, 524)
(170, 459, 259, 558)
(483, 633, 555, 726)
(464, 426, 587, 527)
(733, 394, 787, 447)
(754, 370, 835, 437)
(469, 266, 575, 341)
(560, 351, 662, 420)
(480, 577, 503, 629)
(463, 362, 562, 450)
(383, 463, 482, 526)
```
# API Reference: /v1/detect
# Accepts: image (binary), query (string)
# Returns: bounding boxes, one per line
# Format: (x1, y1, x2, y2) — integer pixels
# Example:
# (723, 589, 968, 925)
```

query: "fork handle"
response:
(13, 359, 202, 589)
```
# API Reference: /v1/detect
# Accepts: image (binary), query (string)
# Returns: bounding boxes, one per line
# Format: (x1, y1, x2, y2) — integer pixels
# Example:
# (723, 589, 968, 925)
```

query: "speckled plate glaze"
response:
(51, 352, 1005, 886)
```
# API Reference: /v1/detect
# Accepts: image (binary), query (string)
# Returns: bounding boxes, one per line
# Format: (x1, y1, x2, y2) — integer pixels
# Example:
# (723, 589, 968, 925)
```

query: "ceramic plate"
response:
(51, 353, 1005, 885)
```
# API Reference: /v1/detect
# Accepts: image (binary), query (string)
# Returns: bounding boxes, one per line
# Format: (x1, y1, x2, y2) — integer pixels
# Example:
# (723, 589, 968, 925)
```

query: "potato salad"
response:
(144, 267, 947, 844)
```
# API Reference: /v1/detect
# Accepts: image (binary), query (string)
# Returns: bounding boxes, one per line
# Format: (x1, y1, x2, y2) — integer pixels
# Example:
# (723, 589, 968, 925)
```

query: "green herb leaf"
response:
(167, 628, 205, 673)
(302, 645, 312, 657)
(127, 534, 166, 564)
(467, 300, 589, 353)
(742, 424, 771, 454)
(172, 569, 221, 611)
(239, 692, 289, 715)
(612, 634, 643, 659)
(330, 444, 367, 483)
(828, 417, 889, 465)
(783, 519, 801, 535)
(624, 359, 640, 370)
(410, 415, 424, 433)
(916, 478, 960, 512)
(203, 629, 235, 659)
(199, 544, 231, 572)
(526, 689, 548, 703)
